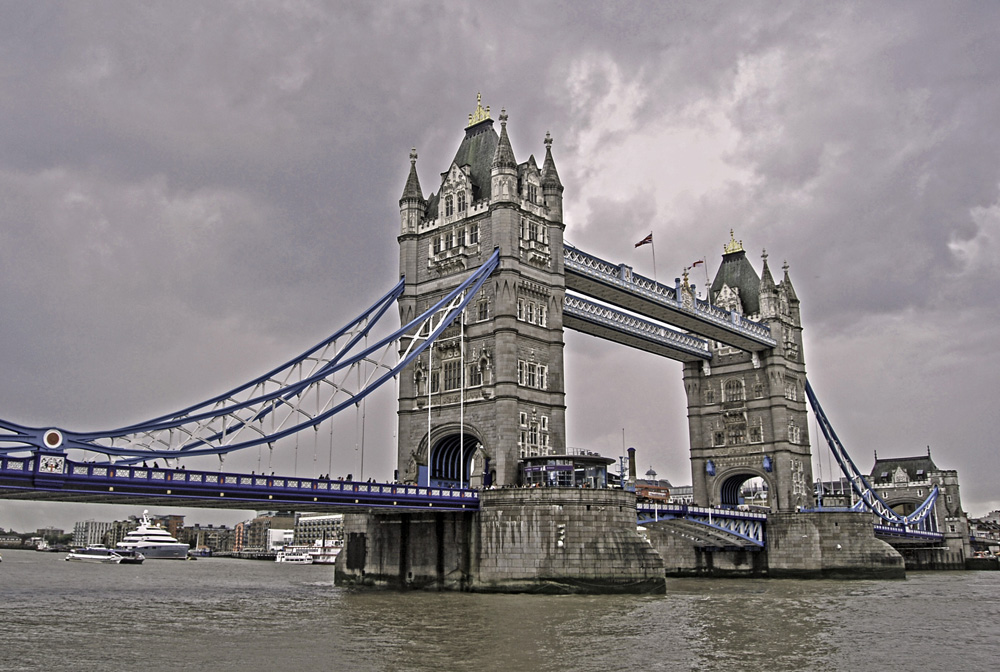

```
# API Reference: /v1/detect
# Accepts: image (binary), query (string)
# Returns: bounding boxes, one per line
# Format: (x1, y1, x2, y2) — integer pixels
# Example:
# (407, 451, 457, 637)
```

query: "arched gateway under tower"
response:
(396, 96, 567, 487)
(683, 234, 813, 512)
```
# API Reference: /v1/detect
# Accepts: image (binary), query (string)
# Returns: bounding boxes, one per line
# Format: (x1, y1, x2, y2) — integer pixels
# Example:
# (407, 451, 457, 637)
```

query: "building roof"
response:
(710, 233, 761, 315)
(870, 455, 939, 483)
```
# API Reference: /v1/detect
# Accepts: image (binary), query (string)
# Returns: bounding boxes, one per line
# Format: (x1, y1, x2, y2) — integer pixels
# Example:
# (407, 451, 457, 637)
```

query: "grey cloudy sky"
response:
(2, 1, 998, 531)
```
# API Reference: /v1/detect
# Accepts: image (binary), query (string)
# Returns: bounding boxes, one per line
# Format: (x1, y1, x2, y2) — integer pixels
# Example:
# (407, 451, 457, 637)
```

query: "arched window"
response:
(457, 191, 466, 212)
(445, 195, 454, 217)
(724, 378, 745, 402)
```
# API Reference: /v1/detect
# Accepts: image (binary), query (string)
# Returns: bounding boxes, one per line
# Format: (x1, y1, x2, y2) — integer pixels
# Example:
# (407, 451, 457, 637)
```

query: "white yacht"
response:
(116, 510, 189, 560)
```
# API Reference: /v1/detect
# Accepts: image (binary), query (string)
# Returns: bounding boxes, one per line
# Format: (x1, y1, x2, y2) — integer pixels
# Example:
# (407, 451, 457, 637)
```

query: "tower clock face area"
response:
(395, 97, 566, 487)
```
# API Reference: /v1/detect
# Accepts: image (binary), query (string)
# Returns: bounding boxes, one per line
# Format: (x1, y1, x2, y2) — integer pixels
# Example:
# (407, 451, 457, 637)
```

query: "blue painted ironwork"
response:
(0, 250, 500, 463)
(806, 380, 940, 533)
(0, 453, 479, 511)
(564, 244, 776, 347)
(563, 293, 711, 360)
(636, 502, 766, 547)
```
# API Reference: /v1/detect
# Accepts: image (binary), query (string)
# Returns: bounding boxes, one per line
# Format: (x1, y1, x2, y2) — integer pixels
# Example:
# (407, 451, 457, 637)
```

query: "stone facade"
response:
(335, 488, 665, 594)
(683, 236, 813, 512)
(766, 512, 905, 579)
(396, 98, 567, 488)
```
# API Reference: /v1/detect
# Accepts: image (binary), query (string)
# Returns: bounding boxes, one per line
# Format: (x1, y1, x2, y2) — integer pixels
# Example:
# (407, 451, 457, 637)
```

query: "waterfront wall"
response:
(335, 511, 476, 590)
(766, 511, 905, 579)
(335, 488, 665, 593)
(475, 488, 665, 593)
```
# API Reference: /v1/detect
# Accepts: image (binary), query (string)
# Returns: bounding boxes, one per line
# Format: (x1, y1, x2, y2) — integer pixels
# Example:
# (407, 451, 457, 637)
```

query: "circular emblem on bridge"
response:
(43, 429, 64, 449)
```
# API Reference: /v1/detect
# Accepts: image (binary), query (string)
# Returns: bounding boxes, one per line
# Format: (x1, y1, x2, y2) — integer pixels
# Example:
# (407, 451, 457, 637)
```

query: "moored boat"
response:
(116, 510, 189, 560)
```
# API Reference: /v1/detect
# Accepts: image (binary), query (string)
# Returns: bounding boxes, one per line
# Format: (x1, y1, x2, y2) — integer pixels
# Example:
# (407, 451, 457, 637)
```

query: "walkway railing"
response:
(563, 294, 711, 359)
(564, 245, 776, 346)
(0, 454, 479, 511)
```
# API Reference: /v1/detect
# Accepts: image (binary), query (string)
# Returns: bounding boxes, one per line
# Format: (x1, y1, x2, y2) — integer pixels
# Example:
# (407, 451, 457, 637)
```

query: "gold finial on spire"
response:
(467, 92, 492, 127)
(723, 228, 744, 255)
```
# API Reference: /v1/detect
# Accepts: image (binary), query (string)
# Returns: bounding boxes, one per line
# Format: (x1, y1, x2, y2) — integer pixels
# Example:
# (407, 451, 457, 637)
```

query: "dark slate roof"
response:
(870, 455, 940, 483)
(711, 249, 761, 316)
(449, 118, 499, 203)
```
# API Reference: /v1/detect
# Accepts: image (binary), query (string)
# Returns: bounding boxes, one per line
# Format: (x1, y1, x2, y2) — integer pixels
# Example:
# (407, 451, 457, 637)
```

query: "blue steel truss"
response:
(636, 502, 766, 547)
(0, 250, 500, 463)
(806, 380, 939, 532)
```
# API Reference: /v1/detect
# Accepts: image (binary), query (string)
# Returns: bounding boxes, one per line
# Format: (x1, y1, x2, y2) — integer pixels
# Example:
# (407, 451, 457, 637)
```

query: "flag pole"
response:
(650, 233, 658, 283)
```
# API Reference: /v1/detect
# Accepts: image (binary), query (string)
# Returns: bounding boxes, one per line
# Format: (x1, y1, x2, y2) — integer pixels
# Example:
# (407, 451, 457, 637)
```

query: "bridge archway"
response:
(426, 424, 488, 489)
(717, 470, 772, 510)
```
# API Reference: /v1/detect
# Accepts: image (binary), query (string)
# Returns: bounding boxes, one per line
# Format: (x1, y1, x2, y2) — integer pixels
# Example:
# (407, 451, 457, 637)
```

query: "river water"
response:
(1, 548, 997, 671)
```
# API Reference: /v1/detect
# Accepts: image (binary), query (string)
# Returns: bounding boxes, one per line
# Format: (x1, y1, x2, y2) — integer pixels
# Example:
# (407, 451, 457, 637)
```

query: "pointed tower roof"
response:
(710, 230, 761, 315)
(492, 108, 518, 170)
(541, 131, 563, 189)
(781, 260, 799, 302)
(759, 248, 776, 291)
(400, 147, 424, 202)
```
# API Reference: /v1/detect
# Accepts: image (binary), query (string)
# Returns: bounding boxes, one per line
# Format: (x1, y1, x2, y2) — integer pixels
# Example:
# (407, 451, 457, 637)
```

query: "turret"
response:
(491, 109, 518, 204)
(758, 249, 778, 320)
(399, 148, 424, 236)
(541, 131, 564, 223)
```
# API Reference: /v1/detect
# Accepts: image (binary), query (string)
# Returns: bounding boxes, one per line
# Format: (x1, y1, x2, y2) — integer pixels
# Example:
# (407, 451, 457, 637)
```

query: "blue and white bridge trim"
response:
(0, 453, 479, 512)
(636, 502, 767, 547)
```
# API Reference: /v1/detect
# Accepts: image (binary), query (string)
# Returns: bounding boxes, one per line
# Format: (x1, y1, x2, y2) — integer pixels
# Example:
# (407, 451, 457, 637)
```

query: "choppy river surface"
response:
(1, 548, 997, 671)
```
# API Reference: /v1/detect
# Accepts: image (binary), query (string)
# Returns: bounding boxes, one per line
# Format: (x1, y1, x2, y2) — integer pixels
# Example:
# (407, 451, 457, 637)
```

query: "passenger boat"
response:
(310, 538, 343, 565)
(275, 547, 314, 564)
(275, 538, 343, 565)
(65, 545, 125, 564)
(115, 510, 189, 560)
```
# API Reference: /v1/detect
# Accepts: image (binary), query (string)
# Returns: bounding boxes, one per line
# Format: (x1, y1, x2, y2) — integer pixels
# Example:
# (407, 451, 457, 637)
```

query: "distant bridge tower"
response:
(683, 233, 813, 512)
(396, 96, 567, 488)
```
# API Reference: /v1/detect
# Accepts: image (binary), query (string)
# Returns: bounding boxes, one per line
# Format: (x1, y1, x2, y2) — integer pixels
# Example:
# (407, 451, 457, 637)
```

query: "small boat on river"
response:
(65, 545, 137, 564)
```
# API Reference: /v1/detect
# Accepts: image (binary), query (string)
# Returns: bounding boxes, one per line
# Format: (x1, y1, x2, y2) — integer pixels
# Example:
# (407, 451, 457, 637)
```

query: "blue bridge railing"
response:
(0, 453, 479, 512)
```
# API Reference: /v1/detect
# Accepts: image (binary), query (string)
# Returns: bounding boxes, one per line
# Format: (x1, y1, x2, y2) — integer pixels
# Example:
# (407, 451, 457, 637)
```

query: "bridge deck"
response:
(564, 245, 776, 352)
(0, 455, 478, 512)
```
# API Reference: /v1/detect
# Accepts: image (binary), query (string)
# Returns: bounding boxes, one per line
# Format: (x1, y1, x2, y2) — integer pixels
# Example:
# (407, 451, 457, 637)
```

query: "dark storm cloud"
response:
(1, 1, 998, 529)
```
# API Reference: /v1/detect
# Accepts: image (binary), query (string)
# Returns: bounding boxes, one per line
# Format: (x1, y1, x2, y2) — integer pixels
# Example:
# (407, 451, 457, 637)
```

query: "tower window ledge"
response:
(429, 243, 480, 270)
(521, 200, 545, 216)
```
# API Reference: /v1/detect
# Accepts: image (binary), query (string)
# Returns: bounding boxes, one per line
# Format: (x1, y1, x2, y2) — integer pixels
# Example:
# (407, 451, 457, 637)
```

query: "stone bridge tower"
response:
(396, 97, 567, 488)
(683, 233, 813, 512)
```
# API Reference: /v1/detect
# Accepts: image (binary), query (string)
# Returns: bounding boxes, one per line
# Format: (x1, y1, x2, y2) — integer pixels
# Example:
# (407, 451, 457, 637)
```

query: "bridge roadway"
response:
(564, 245, 777, 357)
(0, 454, 478, 513)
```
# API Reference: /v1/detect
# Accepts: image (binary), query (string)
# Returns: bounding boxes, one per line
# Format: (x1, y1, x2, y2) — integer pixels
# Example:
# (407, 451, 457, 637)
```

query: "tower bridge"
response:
(0, 96, 975, 588)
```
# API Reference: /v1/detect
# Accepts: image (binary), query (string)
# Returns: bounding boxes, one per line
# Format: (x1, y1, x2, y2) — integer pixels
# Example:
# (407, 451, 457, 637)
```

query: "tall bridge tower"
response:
(683, 234, 813, 512)
(396, 97, 567, 487)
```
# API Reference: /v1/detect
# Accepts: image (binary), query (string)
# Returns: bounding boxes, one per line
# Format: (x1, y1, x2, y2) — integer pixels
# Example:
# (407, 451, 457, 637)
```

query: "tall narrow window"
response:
(445, 195, 454, 217)
(469, 223, 479, 244)
(443, 360, 462, 391)
(457, 192, 466, 212)
(457, 227, 465, 247)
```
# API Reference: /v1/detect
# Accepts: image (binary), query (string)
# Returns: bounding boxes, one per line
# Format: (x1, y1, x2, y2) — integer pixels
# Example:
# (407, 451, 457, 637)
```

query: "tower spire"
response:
(492, 108, 517, 170)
